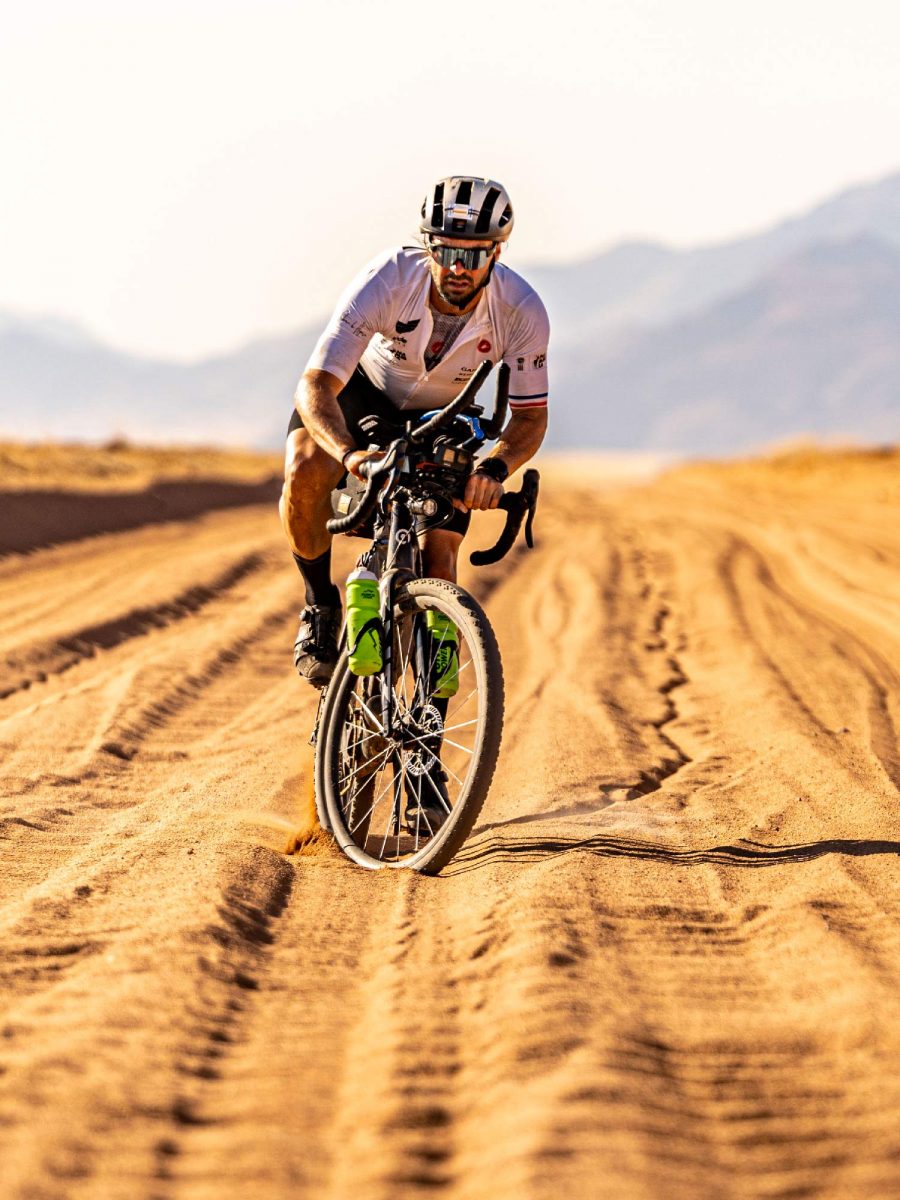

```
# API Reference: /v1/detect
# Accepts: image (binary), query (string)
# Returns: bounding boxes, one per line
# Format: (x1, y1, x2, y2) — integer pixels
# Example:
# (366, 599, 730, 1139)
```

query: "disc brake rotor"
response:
(401, 703, 443, 776)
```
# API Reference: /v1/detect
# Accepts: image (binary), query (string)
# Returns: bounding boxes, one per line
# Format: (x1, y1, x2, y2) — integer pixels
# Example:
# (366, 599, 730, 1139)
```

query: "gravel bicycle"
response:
(311, 360, 539, 874)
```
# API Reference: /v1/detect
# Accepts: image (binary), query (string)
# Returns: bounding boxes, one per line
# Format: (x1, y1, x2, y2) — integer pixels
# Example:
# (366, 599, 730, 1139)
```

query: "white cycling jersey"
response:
(305, 246, 549, 412)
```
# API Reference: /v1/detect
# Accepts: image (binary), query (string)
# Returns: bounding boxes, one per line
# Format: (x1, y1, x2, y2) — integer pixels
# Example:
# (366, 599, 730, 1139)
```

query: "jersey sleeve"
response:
(304, 255, 393, 385)
(502, 293, 550, 409)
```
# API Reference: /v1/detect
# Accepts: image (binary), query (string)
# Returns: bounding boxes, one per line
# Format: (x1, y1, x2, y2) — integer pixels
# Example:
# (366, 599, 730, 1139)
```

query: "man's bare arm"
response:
(294, 368, 385, 480)
(490, 406, 548, 474)
(295, 369, 356, 463)
(463, 406, 548, 511)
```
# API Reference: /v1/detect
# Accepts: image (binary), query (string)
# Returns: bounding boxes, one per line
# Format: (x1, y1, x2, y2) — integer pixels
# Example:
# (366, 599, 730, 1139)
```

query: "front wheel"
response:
(317, 579, 504, 874)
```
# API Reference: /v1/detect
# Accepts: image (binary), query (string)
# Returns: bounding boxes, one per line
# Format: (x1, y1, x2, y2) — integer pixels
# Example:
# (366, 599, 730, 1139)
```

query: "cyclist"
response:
(281, 175, 549, 688)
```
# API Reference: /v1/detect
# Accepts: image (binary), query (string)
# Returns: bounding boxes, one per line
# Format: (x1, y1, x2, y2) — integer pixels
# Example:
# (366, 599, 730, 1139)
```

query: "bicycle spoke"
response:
(401, 642, 412, 712)
(349, 760, 397, 833)
(421, 770, 451, 813)
(440, 717, 480, 734)
(349, 691, 384, 731)
(339, 745, 391, 793)
(404, 757, 427, 852)
(453, 654, 474, 681)
(348, 753, 398, 830)
(342, 726, 382, 755)
(439, 736, 474, 756)
(450, 683, 479, 712)
(379, 761, 399, 860)
(400, 619, 417, 700)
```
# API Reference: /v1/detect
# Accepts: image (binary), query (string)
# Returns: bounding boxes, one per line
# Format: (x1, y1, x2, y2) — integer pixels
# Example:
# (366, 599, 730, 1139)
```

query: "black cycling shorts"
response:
(288, 367, 471, 538)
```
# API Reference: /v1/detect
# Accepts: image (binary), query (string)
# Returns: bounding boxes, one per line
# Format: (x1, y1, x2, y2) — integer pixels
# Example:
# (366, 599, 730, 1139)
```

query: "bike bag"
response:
(331, 474, 376, 539)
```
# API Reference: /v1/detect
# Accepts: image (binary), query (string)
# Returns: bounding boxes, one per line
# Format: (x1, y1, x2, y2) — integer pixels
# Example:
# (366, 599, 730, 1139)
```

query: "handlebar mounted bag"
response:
(331, 472, 377, 539)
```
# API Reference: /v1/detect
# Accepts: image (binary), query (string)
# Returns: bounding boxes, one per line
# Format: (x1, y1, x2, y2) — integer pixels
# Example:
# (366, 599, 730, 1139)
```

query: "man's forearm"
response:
(489, 409, 548, 475)
(295, 372, 355, 463)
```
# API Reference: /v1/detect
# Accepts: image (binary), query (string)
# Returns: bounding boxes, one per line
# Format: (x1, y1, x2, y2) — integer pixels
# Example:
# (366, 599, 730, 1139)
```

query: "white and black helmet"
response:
(420, 176, 514, 242)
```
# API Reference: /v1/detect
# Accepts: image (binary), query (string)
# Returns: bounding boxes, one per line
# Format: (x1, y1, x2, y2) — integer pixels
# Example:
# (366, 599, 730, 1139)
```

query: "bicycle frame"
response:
(372, 491, 442, 843)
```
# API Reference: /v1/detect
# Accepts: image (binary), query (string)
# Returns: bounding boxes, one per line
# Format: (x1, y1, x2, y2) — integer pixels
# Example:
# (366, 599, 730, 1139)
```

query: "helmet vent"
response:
(474, 187, 501, 235)
(455, 179, 473, 206)
(431, 181, 445, 233)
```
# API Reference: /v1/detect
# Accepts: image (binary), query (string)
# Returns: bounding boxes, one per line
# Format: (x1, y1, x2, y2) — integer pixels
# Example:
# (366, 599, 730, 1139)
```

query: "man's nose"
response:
(449, 259, 466, 274)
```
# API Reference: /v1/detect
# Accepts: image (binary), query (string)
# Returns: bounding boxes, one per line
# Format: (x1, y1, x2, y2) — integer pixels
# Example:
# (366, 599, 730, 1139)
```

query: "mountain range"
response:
(4, 171, 900, 453)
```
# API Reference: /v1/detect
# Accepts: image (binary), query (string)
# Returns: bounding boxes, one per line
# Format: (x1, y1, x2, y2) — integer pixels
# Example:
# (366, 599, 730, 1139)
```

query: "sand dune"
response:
(1, 446, 898, 1199)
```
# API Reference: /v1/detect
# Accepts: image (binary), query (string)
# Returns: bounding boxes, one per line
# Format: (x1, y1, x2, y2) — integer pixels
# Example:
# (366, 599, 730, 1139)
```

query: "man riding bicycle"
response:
(281, 175, 550, 687)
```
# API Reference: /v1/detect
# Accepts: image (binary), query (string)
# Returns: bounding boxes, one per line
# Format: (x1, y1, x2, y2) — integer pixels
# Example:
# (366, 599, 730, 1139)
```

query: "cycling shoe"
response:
(294, 604, 341, 688)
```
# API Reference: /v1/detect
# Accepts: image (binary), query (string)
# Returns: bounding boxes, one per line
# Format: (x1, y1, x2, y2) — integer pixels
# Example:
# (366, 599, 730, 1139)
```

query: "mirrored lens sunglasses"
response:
(427, 241, 496, 270)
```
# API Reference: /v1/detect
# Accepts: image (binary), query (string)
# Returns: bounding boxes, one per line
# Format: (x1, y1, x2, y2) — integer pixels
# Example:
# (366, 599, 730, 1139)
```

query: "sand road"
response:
(1, 450, 899, 1199)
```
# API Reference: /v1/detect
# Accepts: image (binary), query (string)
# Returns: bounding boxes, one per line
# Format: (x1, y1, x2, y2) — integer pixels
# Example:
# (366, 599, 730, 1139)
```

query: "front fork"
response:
(379, 496, 419, 739)
(379, 497, 428, 833)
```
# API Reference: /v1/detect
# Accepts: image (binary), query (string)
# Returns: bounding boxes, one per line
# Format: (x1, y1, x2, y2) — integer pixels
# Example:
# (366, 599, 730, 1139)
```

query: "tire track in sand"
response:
(719, 534, 900, 792)
(0, 842, 297, 1199)
(0, 550, 269, 701)
(0, 563, 299, 904)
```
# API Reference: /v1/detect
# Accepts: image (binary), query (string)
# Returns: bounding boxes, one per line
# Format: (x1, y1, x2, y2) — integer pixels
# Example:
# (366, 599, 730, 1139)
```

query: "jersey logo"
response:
(340, 309, 369, 339)
(477, 339, 492, 353)
(396, 319, 420, 333)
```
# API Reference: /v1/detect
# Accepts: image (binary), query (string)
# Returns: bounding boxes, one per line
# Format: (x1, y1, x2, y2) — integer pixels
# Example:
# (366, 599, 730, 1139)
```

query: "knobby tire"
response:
(316, 579, 504, 874)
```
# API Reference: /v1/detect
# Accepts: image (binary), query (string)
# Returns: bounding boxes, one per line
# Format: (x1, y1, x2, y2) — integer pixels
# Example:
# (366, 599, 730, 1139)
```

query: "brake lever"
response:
(469, 468, 540, 567)
(326, 438, 406, 536)
(522, 470, 540, 548)
(359, 439, 405, 479)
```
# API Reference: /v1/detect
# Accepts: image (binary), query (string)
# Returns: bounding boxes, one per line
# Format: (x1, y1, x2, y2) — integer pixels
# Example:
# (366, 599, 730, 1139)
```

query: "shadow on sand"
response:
(445, 830, 900, 876)
(0, 476, 281, 558)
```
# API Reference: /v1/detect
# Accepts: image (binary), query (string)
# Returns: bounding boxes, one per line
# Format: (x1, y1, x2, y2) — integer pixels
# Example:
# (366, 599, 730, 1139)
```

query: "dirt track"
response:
(2, 451, 899, 1199)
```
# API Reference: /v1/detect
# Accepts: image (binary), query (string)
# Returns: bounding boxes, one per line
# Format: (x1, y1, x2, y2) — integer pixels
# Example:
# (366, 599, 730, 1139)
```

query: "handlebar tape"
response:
(324, 442, 403, 535)
(469, 469, 540, 566)
(479, 363, 510, 440)
(325, 472, 381, 535)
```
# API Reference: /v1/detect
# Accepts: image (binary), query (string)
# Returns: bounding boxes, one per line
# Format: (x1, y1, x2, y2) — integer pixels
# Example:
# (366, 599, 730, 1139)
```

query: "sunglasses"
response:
(426, 240, 496, 270)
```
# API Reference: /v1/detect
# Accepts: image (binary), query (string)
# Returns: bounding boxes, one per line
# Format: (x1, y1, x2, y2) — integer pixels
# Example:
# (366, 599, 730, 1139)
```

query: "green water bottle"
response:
(346, 568, 382, 675)
(426, 611, 459, 698)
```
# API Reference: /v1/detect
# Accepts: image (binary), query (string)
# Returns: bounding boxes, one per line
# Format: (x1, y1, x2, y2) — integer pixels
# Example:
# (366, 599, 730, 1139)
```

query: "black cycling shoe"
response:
(405, 764, 450, 834)
(293, 604, 341, 688)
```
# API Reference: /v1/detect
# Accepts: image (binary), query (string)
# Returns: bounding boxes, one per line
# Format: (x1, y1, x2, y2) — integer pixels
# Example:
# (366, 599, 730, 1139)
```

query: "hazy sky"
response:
(4, 0, 900, 360)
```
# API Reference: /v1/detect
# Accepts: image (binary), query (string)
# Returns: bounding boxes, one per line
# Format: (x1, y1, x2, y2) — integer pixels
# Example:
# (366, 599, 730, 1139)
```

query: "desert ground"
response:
(1, 440, 899, 1199)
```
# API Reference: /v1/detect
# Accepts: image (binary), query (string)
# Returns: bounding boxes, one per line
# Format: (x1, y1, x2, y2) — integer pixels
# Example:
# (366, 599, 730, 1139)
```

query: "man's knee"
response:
(283, 430, 342, 505)
(423, 531, 463, 582)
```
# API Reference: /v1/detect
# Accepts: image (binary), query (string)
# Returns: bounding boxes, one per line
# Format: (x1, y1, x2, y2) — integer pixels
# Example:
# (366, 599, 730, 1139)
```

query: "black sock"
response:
(293, 549, 340, 608)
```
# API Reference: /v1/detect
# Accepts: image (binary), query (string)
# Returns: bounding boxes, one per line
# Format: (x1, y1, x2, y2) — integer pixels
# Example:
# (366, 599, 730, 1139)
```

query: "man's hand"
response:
(456, 470, 504, 512)
(343, 448, 383, 480)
